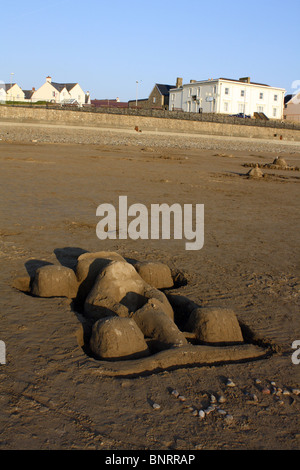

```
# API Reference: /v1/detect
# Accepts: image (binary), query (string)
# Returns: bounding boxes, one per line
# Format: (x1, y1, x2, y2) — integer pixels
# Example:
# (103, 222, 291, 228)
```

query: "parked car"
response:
(230, 113, 251, 118)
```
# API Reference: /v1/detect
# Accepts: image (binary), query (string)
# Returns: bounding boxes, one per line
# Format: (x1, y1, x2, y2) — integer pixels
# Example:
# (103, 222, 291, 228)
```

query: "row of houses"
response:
(1, 74, 299, 123)
(0, 76, 90, 106)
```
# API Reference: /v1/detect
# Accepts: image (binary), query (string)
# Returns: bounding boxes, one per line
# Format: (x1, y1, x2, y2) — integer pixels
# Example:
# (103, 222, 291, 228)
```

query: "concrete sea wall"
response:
(0, 105, 299, 141)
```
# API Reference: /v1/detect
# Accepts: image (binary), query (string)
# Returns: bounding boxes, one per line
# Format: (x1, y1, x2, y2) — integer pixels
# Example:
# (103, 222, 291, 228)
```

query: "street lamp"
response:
(10, 72, 14, 101)
(136, 80, 142, 108)
(136, 81, 138, 108)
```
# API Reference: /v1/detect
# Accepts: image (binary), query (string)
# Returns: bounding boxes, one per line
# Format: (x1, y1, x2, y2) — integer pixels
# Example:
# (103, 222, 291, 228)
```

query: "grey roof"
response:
(220, 77, 270, 87)
(156, 84, 175, 96)
(284, 94, 294, 104)
(51, 82, 78, 92)
(128, 98, 148, 103)
(23, 90, 34, 99)
(4, 83, 15, 91)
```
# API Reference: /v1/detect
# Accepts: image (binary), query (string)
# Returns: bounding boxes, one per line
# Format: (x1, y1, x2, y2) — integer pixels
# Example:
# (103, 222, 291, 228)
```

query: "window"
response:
(224, 102, 229, 112)
(241, 90, 245, 97)
(197, 88, 200, 97)
(153, 97, 156, 103)
(171, 93, 175, 101)
(259, 92, 264, 99)
(52, 91, 56, 97)
(273, 108, 277, 117)
(188, 88, 192, 96)
(213, 86, 217, 93)
(274, 94, 278, 101)
(257, 105, 264, 113)
(225, 88, 229, 95)
(238, 104, 244, 113)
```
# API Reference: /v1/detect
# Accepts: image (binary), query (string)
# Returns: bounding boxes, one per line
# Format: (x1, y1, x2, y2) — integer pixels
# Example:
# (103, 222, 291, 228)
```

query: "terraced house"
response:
(3, 83, 25, 102)
(30, 76, 90, 106)
(128, 81, 177, 109)
(284, 92, 300, 123)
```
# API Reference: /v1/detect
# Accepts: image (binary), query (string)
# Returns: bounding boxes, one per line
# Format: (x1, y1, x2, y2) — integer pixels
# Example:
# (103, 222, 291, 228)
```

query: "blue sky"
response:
(1, 0, 299, 101)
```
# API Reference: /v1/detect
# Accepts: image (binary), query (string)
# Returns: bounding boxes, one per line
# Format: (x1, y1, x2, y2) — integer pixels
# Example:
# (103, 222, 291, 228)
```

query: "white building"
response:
(30, 76, 90, 106)
(4, 83, 25, 102)
(169, 77, 285, 119)
(0, 83, 6, 103)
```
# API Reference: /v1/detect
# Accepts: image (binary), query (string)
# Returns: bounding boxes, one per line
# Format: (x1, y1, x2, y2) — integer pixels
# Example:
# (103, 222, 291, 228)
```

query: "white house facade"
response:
(30, 76, 89, 105)
(169, 77, 285, 119)
(0, 83, 6, 102)
(4, 83, 25, 102)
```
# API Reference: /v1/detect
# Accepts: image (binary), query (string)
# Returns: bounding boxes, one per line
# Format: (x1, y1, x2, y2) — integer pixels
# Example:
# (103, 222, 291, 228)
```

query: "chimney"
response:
(46, 76, 52, 83)
(176, 77, 183, 88)
(190, 80, 196, 83)
(32, 87, 35, 91)
(239, 77, 250, 83)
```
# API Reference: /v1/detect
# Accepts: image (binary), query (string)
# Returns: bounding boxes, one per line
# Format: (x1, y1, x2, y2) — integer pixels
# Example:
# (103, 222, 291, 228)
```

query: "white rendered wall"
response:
(170, 80, 285, 119)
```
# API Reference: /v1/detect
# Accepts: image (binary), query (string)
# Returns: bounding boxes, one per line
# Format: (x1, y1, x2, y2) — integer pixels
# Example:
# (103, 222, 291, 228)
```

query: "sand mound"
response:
(185, 307, 244, 345)
(133, 299, 187, 351)
(84, 259, 174, 322)
(31, 265, 78, 298)
(134, 261, 174, 289)
(273, 157, 287, 168)
(247, 166, 263, 178)
(90, 316, 150, 361)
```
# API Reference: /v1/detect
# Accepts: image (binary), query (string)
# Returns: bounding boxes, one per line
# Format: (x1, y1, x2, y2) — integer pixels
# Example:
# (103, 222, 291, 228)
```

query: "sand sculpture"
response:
(246, 165, 264, 179)
(244, 157, 299, 172)
(13, 251, 268, 375)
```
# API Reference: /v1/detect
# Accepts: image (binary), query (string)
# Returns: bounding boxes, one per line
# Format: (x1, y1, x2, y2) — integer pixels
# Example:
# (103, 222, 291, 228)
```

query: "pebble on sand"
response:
(210, 394, 217, 403)
(152, 403, 161, 410)
(224, 414, 234, 423)
(226, 378, 236, 387)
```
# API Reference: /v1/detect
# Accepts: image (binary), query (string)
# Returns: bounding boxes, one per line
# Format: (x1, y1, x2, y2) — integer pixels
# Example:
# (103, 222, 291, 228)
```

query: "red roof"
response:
(91, 99, 128, 108)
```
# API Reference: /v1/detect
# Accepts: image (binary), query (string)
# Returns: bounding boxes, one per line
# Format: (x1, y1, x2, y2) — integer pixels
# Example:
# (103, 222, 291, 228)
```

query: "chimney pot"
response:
(239, 77, 251, 83)
(176, 77, 183, 88)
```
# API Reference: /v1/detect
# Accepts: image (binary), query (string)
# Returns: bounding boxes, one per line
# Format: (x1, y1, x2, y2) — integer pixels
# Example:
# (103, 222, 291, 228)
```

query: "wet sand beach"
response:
(0, 122, 300, 450)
